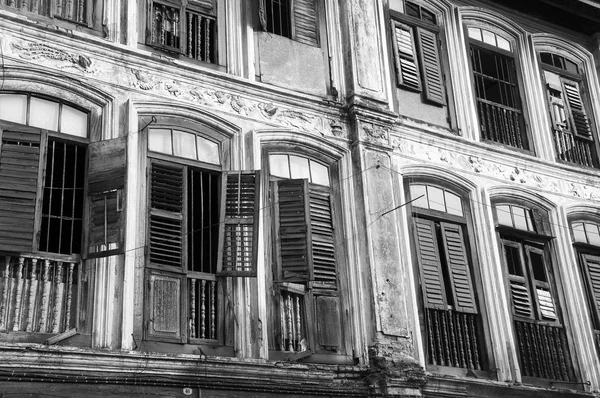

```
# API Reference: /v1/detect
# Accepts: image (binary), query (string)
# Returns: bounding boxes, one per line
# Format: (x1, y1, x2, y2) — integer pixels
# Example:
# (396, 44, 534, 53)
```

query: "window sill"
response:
(268, 350, 356, 365)
(426, 364, 496, 380)
(521, 376, 587, 392)
(138, 44, 225, 73)
(140, 341, 234, 357)
(0, 331, 91, 347)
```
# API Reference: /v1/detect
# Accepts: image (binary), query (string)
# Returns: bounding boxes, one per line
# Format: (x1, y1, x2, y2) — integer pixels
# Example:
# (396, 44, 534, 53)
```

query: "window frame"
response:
(259, 0, 321, 47)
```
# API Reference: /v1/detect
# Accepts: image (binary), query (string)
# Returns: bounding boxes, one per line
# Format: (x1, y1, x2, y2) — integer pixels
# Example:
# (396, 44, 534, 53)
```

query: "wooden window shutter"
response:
(315, 295, 341, 352)
(390, 21, 421, 92)
(293, 0, 319, 46)
(416, 27, 445, 105)
(581, 253, 600, 328)
(0, 127, 44, 253)
(563, 79, 593, 139)
(274, 179, 312, 283)
(87, 136, 126, 258)
(526, 246, 557, 321)
(531, 207, 551, 236)
(413, 218, 447, 310)
(145, 269, 184, 342)
(149, 162, 184, 268)
(439, 222, 477, 314)
(501, 240, 534, 318)
(308, 185, 337, 287)
(217, 171, 260, 277)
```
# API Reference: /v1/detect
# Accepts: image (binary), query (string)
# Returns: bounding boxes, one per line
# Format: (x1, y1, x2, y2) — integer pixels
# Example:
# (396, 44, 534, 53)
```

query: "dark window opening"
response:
(405, 1, 436, 24)
(39, 140, 86, 255)
(505, 244, 523, 277)
(265, 0, 291, 38)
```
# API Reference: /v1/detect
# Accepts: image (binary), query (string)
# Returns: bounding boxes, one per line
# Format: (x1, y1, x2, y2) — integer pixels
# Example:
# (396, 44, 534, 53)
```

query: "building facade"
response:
(0, 0, 600, 397)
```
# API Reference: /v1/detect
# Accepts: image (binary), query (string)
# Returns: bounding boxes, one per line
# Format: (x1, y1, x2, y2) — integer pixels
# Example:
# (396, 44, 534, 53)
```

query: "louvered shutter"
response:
(148, 162, 184, 269)
(563, 79, 593, 139)
(502, 240, 534, 318)
(88, 137, 126, 258)
(0, 127, 43, 252)
(294, 0, 319, 46)
(413, 218, 447, 310)
(390, 21, 421, 91)
(416, 27, 445, 105)
(581, 253, 600, 327)
(439, 223, 477, 314)
(309, 185, 337, 287)
(274, 179, 312, 282)
(217, 171, 260, 277)
(526, 247, 557, 321)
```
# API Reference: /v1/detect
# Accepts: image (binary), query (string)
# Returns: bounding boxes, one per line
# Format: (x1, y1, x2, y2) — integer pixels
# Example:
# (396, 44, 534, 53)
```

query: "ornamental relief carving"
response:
(392, 135, 600, 201)
(12, 42, 95, 73)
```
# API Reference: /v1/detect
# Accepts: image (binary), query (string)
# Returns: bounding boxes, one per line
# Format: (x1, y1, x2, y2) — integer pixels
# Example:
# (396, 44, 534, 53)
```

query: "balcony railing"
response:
(425, 308, 484, 370)
(188, 274, 217, 340)
(478, 100, 528, 150)
(0, 254, 79, 334)
(279, 290, 306, 352)
(2, 0, 88, 24)
(515, 320, 574, 381)
(554, 129, 596, 168)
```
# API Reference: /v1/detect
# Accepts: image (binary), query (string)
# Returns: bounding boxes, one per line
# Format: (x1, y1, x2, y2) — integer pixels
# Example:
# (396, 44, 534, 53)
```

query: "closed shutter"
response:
(294, 0, 319, 46)
(88, 137, 126, 257)
(149, 162, 184, 269)
(315, 295, 341, 352)
(416, 27, 445, 105)
(502, 240, 534, 318)
(274, 179, 312, 282)
(563, 79, 593, 139)
(581, 253, 600, 328)
(413, 218, 447, 310)
(439, 222, 477, 314)
(0, 127, 43, 252)
(391, 21, 421, 91)
(145, 270, 183, 342)
(218, 171, 260, 276)
(309, 185, 337, 287)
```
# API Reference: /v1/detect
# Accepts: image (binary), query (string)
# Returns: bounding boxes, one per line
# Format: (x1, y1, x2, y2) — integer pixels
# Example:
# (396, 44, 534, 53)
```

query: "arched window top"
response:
(402, 0, 437, 24)
(495, 204, 535, 232)
(468, 27, 511, 52)
(572, 221, 600, 246)
(0, 92, 88, 138)
(148, 127, 221, 165)
(539, 52, 579, 74)
(268, 153, 330, 186)
(409, 183, 463, 217)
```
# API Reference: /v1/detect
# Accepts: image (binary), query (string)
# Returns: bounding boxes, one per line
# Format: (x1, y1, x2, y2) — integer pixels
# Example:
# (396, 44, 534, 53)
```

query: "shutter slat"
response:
(309, 185, 337, 286)
(439, 222, 477, 314)
(0, 130, 41, 252)
(391, 22, 421, 92)
(294, 0, 319, 46)
(581, 254, 600, 326)
(537, 287, 557, 320)
(413, 218, 447, 309)
(563, 80, 593, 138)
(417, 27, 445, 105)
(510, 279, 533, 318)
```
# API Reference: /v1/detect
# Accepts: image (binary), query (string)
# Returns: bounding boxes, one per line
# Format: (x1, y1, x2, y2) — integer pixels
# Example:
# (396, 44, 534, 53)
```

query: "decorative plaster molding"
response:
(392, 135, 600, 201)
(362, 122, 390, 145)
(12, 42, 94, 73)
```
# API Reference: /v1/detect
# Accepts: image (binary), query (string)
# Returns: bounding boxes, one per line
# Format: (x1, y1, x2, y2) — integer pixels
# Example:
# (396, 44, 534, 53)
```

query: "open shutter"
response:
(413, 218, 447, 310)
(416, 27, 445, 105)
(439, 222, 477, 314)
(87, 136, 126, 258)
(563, 79, 593, 139)
(502, 240, 534, 319)
(581, 253, 600, 327)
(391, 21, 421, 91)
(145, 269, 183, 341)
(274, 179, 312, 282)
(217, 171, 260, 276)
(0, 127, 43, 253)
(308, 185, 337, 287)
(526, 247, 557, 321)
(149, 162, 184, 269)
(294, 0, 319, 46)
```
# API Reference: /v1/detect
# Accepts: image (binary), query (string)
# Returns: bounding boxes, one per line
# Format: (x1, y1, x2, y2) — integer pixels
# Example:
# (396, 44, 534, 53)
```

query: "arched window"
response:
(493, 199, 575, 381)
(407, 181, 488, 372)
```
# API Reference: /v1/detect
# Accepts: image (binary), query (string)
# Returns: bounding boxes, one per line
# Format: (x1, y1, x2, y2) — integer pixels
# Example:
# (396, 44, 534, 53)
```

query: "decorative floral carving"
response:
(509, 167, 526, 184)
(130, 69, 158, 90)
(363, 123, 389, 141)
(12, 42, 93, 72)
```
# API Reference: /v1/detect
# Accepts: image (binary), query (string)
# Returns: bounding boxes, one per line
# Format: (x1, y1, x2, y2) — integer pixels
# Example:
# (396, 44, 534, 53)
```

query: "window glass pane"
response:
(409, 184, 428, 209)
(482, 29, 496, 46)
(421, 8, 436, 24)
(30, 97, 59, 131)
(512, 206, 528, 231)
(468, 27, 482, 41)
(172, 130, 197, 160)
(496, 36, 511, 52)
(564, 58, 578, 74)
(61, 105, 88, 137)
(289, 155, 310, 180)
(540, 52, 553, 66)
(196, 136, 220, 164)
(525, 211, 534, 232)
(390, 0, 404, 13)
(405, 1, 419, 18)
(572, 222, 587, 243)
(585, 222, 600, 246)
(148, 128, 172, 154)
(427, 186, 446, 212)
(496, 205, 512, 227)
(309, 160, 330, 186)
(269, 154, 290, 179)
(0, 94, 27, 124)
(444, 191, 463, 217)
